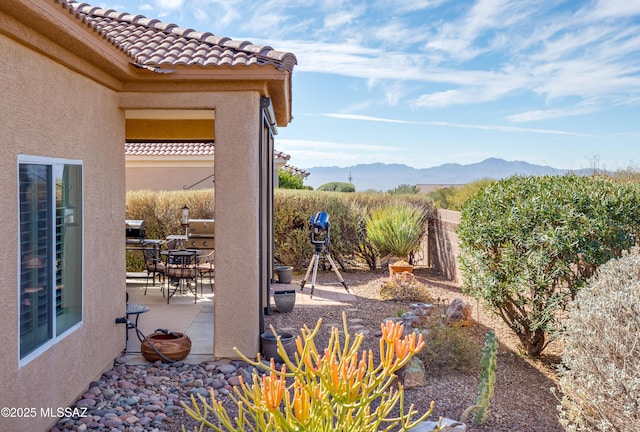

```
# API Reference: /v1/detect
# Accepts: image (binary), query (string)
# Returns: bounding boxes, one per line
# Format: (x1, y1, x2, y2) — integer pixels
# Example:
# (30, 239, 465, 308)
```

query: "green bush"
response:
(557, 249, 640, 431)
(365, 203, 428, 262)
(427, 178, 494, 210)
(273, 190, 362, 270)
(125, 189, 214, 270)
(126, 189, 434, 272)
(278, 169, 305, 189)
(274, 190, 434, 270)
(388, 184, 419, 195)
(126, 189, 214, 239)
(458, 175, 640, 356)
(317, 182, 355, 192)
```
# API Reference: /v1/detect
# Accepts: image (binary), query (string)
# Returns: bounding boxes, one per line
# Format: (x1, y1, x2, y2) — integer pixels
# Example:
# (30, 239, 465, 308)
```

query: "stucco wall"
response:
(0, 31, 125, 431)
(118, 91, 266, 359)
(213, 92, 263, 358)
(126, 165, 215, 191)
(428, 209, 462, 283)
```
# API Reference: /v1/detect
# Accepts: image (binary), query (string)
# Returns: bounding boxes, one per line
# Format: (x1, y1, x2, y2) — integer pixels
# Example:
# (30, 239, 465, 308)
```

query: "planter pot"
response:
(141, 331, 192, 363)
(275, 266, 293, 284)
(273, 289, 296, 313)
(260, 331, 296, 363)
(389, 263, 413, 276)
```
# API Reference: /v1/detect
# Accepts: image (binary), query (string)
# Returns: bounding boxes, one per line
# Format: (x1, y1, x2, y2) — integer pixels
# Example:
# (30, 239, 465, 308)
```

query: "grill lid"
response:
(187, 219, 214, 237)
(125, 219, 146, 238)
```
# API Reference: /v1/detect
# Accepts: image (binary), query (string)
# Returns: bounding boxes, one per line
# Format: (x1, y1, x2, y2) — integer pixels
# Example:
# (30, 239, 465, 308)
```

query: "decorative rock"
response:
(187, 387, 209, 398)
(217, 364, 237, 374)
(409, 303, 437, 328)
(227, 375, 242, 386)
(238, 367, 252, 381)
(398, 357, 426, 388)
(104, 418, 123, 428)
(446, 298, 473, 326)
(144, 405, 162, 412)
(119, 380, 137, 390)
(413, 417, 467, 431)
(76, 399, 96, 408)
(211, 378, 224, 389)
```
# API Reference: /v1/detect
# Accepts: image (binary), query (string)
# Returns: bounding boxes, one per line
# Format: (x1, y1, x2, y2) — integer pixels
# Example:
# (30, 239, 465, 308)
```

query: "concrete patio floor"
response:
(121, 274, 356, 365)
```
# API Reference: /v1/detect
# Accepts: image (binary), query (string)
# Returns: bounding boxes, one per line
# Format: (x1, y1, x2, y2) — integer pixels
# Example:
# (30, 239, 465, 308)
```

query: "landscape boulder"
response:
(446, 298, 473, 326)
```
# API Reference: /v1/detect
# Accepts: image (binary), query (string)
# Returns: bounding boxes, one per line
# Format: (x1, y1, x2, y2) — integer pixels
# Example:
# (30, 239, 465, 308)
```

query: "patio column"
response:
(214, 92, 262, 358)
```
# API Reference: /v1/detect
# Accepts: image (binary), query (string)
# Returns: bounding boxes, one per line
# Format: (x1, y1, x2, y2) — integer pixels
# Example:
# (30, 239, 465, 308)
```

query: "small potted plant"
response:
(365, 203, 427, 274)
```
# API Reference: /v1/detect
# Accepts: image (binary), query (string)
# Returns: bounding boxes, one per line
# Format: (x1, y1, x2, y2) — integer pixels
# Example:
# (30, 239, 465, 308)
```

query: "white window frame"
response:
(18, 155, 84, 367)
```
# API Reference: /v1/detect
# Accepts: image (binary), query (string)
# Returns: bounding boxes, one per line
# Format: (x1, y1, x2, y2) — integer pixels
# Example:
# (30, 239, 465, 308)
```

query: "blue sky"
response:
(101, 0, 640, 171)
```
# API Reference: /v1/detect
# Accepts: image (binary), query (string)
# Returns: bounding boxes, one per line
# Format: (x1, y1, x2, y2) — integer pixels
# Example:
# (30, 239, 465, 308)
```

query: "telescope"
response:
(300, 211, 349, 297)
(309, 211, 330, 246)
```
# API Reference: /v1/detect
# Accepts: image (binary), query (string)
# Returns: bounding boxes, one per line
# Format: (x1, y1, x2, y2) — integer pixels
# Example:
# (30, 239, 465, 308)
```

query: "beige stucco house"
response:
(0, 1, 295, 429)
(124, 142, 307, 191)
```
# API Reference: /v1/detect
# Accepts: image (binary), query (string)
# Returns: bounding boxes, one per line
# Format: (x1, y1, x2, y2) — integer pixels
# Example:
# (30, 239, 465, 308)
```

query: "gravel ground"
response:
(55, 267, 565, 431)
(259, 267, 565, 432)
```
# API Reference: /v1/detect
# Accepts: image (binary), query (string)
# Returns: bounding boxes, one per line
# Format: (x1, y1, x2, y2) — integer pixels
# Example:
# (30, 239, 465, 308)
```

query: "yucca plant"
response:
(365, 203, 427, 263)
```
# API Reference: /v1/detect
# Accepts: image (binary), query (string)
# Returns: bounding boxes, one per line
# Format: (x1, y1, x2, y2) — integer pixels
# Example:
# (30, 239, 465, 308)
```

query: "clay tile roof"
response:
(62, 1, 297, 71)
(281, 164, 310, 178)
(125, 142, 215, 157)
(125, 142, 293, 162)
(274, 150, 291, 161)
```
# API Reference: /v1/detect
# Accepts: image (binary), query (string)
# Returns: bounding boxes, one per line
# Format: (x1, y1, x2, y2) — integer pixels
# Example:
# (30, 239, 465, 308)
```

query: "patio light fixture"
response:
(181, 205, 190, 226)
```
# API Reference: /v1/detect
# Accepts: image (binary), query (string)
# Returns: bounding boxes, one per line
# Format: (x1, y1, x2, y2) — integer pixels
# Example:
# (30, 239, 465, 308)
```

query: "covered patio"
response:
(121, 276, 356, 364)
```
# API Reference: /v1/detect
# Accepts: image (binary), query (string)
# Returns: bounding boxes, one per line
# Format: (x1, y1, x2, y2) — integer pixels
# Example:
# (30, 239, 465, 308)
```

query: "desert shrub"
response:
(458, 175, 640, 356)
(273, 190, 360, 269)
(273, 190, 434, 270)
(419, 318, 480, 373)
(365, 203, 428, 262)
(557, 248, 640, 431)
(126, 188, 435, 272)
(427, 178, 494, 210)
(126, 189, 214, 239)
(125, 189, 214, 270)
(379, 273, 434, 302)
(388, 184, 419, 195)
(317, 181, 355, 192)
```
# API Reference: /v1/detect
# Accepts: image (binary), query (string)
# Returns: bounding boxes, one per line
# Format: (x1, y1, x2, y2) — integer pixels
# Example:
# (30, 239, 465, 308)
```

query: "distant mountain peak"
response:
(304, 158, 588, 191)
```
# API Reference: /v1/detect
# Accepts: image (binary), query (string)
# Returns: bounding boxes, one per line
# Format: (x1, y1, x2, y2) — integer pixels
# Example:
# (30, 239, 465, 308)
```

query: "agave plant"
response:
(365, 203, 427, 262)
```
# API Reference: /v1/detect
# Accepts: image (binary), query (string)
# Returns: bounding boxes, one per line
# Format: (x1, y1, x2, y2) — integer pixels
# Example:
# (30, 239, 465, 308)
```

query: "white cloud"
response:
(276, 138, 401, 167)
(506, 104, 599, 123)
(323, 112, 596, 137)
(324, 113, 411, 124)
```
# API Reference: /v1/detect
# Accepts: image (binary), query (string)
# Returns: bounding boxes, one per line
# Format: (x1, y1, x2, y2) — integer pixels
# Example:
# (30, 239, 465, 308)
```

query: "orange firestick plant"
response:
(181, 312, 440, 431)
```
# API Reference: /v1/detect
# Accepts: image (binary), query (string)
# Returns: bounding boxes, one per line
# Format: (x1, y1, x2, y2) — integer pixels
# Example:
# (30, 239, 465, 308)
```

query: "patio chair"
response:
(196, 250, 215, 293)
(142, 245, 165, 297)
(165, 250, 198, 304)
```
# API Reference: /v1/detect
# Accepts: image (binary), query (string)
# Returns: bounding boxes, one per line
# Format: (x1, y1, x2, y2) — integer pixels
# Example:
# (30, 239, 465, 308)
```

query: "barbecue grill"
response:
(186, 219, 214, 249)
(125, 219, 146, 240)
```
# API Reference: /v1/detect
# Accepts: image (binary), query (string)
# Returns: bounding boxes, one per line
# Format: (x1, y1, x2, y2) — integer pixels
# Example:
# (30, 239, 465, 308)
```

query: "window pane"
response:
(19, 164, 53, 358)
(56, 164, 82, 334)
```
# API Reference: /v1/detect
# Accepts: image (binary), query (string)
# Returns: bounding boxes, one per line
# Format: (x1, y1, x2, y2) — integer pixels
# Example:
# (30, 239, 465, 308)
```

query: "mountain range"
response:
(304, 158, 595, 191)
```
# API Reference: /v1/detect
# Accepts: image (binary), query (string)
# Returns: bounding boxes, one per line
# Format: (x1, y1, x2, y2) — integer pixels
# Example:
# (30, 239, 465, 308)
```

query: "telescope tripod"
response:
(300, 242, 349, 298)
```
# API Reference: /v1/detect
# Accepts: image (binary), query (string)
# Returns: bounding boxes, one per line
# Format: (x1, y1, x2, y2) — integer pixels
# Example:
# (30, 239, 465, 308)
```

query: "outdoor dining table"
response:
(161, 249, 203, 303)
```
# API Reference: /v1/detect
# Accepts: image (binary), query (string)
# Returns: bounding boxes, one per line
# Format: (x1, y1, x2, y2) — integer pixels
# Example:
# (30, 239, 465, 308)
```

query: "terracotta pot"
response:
(141, 331, 192, 362)
(389, 263, 413, 275)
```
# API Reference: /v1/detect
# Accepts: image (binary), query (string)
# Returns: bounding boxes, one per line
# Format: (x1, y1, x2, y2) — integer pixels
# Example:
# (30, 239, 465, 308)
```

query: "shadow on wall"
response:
(428, 209, 461, 283)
